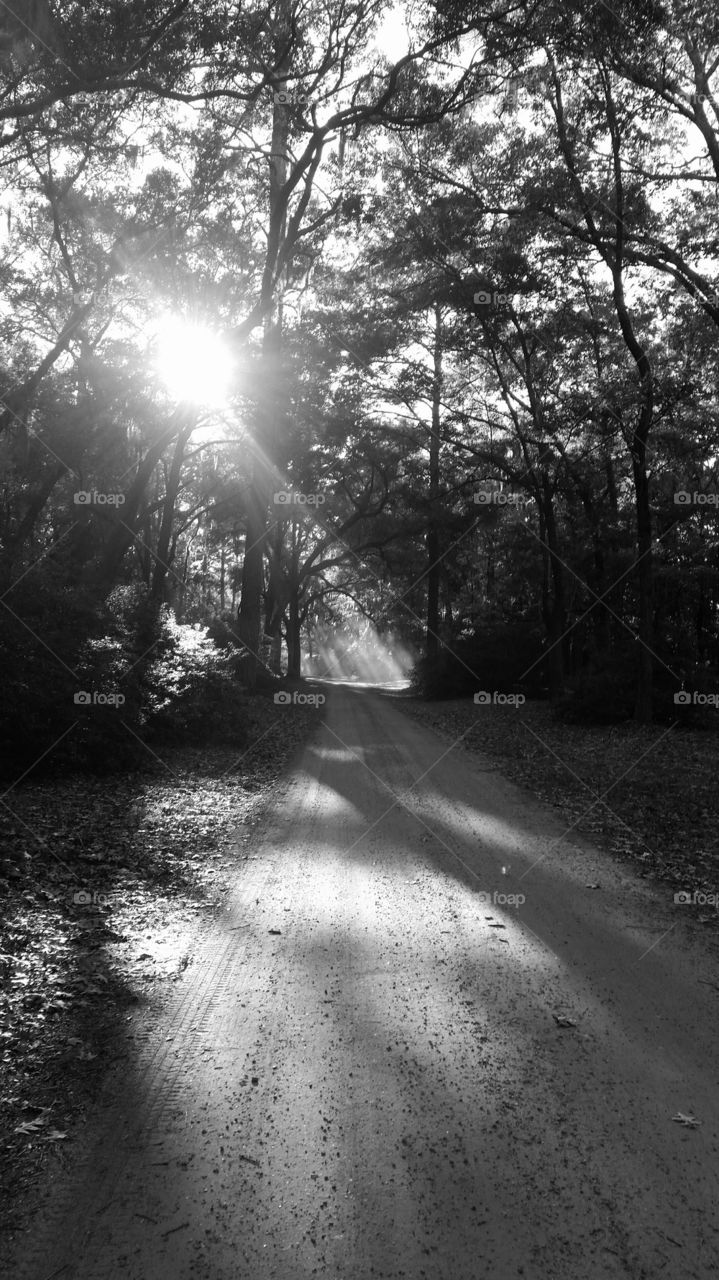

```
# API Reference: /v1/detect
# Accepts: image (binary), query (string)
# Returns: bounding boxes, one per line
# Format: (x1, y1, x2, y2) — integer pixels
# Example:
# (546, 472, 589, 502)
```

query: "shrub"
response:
(554, 656, 719, 727)
(0, 573, 105, 776)
(205, 611, 243, 650)
(410, 618, 546, 700)
(0, 576, 247, 778)
(143, 615, 248, 746)
(555, 665, 636, 724)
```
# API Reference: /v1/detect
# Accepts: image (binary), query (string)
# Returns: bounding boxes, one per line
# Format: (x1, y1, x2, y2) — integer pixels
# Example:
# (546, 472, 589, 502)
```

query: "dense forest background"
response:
(2, 0, 719, 775)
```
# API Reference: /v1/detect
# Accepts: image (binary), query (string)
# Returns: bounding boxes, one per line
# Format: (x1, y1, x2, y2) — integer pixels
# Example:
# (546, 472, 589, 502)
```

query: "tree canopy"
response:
(2, 0, 719, 774)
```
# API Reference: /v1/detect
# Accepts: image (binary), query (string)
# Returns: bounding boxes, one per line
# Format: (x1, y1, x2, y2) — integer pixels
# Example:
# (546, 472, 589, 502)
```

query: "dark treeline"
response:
(2, 0, 719, 774)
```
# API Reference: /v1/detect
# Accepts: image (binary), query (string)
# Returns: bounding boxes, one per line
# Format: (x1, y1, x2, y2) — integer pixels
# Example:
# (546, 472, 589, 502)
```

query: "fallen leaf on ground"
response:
(14, 1115, 50, 1135)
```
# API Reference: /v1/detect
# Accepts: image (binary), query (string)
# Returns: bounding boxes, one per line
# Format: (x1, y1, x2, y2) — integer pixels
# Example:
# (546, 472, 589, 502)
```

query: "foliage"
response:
(411, 613, 547, 699)
(0, 703, 319, 1240)
(143, 613, 248, 744)
(2, 0, 719, 769)
(555, 663, 637, 726)
(0, 577, 247, 777)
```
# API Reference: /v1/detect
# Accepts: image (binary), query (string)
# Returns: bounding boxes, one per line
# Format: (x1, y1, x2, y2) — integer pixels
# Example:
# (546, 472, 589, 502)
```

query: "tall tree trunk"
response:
(536, 485, 566, 699)
(555, 76, 655, 719)
(485, 529, 496, 599)
(236, 472, 268, 681)
(426, 305, 443, 666)
(236, 6, 290, 686)
(178, 543, 191, 618)
(151, 423, 191, 603)
(270, 629, 283, 673)
(202, 548, 210, 607)
(632, 432, 654, 722)
(264, 522, 286, 673)
(287, 590, 301, 679)
(612, 280, 654, 723)
(91, 406, 194, 597)
(592, 529, 610, 665)
(544, 479, 567, 698)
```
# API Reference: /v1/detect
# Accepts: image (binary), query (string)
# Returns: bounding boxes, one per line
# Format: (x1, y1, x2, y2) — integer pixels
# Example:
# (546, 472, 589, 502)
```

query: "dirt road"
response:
(11, 686, 719, 1279)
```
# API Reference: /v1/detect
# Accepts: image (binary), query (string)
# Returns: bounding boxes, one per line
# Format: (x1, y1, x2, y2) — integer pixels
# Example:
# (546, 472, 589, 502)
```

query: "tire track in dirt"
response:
(11, 850, 277, 1279)
(9, 686, 719, 1280)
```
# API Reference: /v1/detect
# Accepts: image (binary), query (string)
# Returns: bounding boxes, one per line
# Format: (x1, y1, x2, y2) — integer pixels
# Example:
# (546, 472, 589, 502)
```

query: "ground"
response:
(2, 686, 719, 1278)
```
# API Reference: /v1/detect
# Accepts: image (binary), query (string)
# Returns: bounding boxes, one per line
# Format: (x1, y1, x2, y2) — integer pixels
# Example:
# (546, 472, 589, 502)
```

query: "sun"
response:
(153, 316, 235, 407)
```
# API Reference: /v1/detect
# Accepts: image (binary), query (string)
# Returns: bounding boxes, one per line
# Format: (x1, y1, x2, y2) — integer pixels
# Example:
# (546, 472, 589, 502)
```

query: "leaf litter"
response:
(397, 698, 719, 912)
(0, 696, 319, 1242)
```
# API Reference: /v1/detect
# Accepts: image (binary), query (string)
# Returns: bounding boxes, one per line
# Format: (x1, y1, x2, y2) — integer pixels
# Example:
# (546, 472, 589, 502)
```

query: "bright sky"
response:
(374, 1, 480, 71)
(373, 3, 413, 60)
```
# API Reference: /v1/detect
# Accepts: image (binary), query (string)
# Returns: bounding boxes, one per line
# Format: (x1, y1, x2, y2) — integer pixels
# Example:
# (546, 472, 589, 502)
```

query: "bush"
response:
(144, 615, 248, 745)
(555, 665, 636, 724)
(0, 573, 110, 776)
(653, 662, 719, 729)
(410, 618, 547, 700)
(205, 611, 243, 650)
(554, 656, 719, 727)
(0, 577, 247, 778)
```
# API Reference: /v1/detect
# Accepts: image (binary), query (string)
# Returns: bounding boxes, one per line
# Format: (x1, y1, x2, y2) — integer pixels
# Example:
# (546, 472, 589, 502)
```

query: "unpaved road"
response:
(10, 686, 719, 1279)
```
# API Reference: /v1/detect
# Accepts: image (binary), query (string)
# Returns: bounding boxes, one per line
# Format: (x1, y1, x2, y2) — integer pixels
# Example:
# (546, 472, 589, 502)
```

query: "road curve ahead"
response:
(15, 686, 719, 1280)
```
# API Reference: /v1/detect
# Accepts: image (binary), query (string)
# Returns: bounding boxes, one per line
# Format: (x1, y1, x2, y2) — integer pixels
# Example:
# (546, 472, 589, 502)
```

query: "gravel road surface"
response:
(12, 685, 719, 1279)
